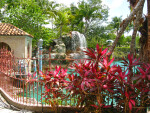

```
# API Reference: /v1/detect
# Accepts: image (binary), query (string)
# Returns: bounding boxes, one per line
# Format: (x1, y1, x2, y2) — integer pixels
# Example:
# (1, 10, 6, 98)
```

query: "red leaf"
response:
(102, 48, 108, 55)
(129, 101, 132, 110)
(128, 54, 133, 65)
(81, 82, 84, 91)
(108, 58, 114, 66)
(103, 105, 112, 108)
(96, 44, 100, 53)
(125, 92, 129, 99)
(91, 105, 98, 109)
(130, 99, 135, 106)
(137, 67, 145, 75)
(102, 85, 108, 89)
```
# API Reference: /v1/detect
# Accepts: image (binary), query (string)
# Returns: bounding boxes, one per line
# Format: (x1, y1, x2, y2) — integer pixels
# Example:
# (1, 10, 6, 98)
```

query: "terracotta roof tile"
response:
(0, 23, 33, 38)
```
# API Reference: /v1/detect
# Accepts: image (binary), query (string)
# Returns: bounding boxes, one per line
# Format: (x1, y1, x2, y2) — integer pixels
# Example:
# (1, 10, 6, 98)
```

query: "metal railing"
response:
(0, 48, 81, 112)
(0, 48, 149, 113)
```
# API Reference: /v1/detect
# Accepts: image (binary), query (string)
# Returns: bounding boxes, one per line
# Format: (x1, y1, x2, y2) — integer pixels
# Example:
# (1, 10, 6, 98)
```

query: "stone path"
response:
(0, 94, 33, 113)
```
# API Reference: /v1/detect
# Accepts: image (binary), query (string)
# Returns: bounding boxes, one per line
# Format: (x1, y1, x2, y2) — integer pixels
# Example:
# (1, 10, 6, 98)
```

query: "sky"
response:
(54, 0, 147, 22)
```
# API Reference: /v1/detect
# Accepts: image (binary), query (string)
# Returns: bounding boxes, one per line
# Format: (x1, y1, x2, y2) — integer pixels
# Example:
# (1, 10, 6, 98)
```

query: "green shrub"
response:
(113, 47, 139, 60)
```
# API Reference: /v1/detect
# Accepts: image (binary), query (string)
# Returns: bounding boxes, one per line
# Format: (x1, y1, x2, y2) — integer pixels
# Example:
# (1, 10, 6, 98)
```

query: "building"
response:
(0, 23, 33, 58)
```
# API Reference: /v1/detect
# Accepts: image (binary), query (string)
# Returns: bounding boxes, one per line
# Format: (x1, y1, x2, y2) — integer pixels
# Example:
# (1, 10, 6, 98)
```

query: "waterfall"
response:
(79, 34, 87, 50)
(71, 31, 87, 52)
(70, 31, 87, 59)
(51, 31, 87, 60)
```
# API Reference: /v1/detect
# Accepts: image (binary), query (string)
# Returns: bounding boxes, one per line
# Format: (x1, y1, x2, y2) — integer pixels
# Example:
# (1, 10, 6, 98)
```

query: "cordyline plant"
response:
(40, 66, 68, 110)
(66, 44, 117, 113)
(114, 54, 150, 113)
(66, 44, 149, 113)
(27, 67, 68, 112)
(28, 44, 150, 113)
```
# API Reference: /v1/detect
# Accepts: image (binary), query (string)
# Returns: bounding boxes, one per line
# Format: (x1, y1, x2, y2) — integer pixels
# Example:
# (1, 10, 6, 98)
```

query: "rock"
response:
(52, 39, 66, 53)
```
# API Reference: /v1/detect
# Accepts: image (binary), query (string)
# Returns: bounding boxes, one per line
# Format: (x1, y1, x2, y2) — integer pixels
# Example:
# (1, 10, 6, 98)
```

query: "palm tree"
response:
(55, 9, 70, 38)
(127, 0, 144, 57)
(136, 0, 150, 62)
(126, 0, 150, 62)
(37, 0, 59, 29)
(147, 0, 150, 61)
(45, 1, 59, 29)
(107, 0, 145, 59)
(110, 16, 122, 34)
(69, 0, 108, 35)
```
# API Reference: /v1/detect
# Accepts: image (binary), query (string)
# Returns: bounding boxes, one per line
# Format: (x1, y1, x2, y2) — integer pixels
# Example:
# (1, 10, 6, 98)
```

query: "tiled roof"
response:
(0, 23, 33, 38)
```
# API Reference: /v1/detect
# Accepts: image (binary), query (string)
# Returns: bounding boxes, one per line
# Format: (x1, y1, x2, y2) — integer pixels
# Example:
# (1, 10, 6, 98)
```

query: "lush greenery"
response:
(0, 0, 108, 48)
(114, 46, 140, 60)
(0, 0, 143, 60)
(28, 44, 150, 113)
(0, 0, 138, 51)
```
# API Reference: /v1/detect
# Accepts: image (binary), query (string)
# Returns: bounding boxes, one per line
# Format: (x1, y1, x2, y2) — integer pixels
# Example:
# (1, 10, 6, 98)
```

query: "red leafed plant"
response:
(29, 44, 150, 113)
(66, 44, 150, 113)
(113, 53, 150, 113)
(66, 44, 118, 113)
(39, 66, 68, 107)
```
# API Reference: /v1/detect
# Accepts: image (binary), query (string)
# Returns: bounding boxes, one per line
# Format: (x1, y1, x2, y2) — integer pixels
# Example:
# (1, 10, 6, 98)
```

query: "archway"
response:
(0, 42, 11, 51)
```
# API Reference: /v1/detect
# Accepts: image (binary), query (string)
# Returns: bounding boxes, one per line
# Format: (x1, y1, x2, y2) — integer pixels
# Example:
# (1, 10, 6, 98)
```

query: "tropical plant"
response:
(66, 44, 150, 113)
(27, 44, 150, 113)
(54, 8, 71, 38)
(69, 0, 108, 35)
(110, 16, 122, 34)
(108, 0, 145, 59)
(0, 0, 59, 48)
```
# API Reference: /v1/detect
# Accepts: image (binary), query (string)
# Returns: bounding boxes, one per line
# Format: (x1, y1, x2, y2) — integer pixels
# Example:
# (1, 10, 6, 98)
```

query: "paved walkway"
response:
(0, 94, 33, 113)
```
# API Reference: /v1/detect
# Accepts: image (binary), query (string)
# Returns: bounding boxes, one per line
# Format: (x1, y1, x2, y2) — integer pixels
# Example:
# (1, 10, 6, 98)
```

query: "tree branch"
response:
(130, 1, 144, 56)
(107, 0, 145, 58)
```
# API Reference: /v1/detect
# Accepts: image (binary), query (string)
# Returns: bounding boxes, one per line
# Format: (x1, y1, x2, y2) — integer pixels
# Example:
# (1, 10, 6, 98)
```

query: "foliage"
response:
(87, 25, 116, 49)
(69, 0, 108, 35)
(109, 16, 122, 34)
(40, 66, 68, 98)
(28, 44, 150, 113)
(54, 7, 71, 38)
(0, 0, 109, 49)
(113, 47, 130, 60)
(0, 0, 59, 48)
(66, 44, 149, 113)
(113, 46, 140, 60)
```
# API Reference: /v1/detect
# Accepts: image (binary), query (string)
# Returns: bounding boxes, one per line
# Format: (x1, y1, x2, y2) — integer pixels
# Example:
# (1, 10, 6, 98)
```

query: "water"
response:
(23, 60, 137, 105)
(70, 31, 87, 59)
(112, 60, 137, 73)
(22, 82, 77, 105)
(71, 31, 87, 52)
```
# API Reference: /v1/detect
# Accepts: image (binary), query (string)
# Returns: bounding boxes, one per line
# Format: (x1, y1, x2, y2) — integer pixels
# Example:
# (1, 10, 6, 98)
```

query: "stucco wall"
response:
(0, 36, 33, 73)
(0, 36, 25, 58)
(0, 36, 32, 58)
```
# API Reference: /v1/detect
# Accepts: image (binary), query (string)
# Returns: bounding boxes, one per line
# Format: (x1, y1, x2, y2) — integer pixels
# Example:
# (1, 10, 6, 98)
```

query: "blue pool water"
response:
(22, 60, 136, 105)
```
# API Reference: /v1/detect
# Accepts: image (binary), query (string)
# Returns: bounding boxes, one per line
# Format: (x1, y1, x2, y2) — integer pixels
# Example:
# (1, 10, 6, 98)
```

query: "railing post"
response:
(38, 39, 43, 79)
(33, 57, 37, 78)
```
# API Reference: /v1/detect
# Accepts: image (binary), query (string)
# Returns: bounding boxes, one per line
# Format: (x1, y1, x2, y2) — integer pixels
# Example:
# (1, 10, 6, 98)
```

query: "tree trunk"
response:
(107, 0, 145, 59)
(60, 25, 62, 38)
(147, 0, 150, 63)
(130, 3, 144, 56)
